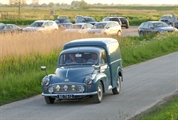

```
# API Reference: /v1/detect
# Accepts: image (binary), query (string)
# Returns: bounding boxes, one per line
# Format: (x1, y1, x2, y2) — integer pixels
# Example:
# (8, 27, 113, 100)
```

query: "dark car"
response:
(138, 21, 177, 36)
(41, 38, 123, 104)
(102, 16, 129, 29)
(159, 14, 178, 28)
(118, 17, 129, 28)
(54, 16, 73, 28)
(0, 23, 22, 34)
(75, 15, 98, 25)
(102, 17, 122, 26)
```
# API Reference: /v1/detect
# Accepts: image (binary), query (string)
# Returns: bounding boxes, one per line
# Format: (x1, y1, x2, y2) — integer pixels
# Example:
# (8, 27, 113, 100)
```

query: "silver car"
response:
(138, 21, 177, 36)
(87, 21, 122, 37)
(63, 23, 93, 33)
(23, 20, 58, 32)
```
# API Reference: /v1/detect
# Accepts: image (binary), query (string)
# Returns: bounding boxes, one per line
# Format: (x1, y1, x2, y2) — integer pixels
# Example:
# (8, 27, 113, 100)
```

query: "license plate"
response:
(58, 94, 74, 99)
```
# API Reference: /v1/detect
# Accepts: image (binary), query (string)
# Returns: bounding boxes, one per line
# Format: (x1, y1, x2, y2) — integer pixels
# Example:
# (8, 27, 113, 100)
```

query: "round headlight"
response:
(78, 86, 84, 92)
(85, 76, 93, 84)
(42, 77, 50, 86)
(48, 86, 54, 93)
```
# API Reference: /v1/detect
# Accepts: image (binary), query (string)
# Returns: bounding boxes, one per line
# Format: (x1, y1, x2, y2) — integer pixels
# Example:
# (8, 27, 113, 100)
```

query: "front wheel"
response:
(44, 96, 55, 104)
(139, 31, 144, 36)
(112, 76, 121, 94)
(92, 82, 103, 103)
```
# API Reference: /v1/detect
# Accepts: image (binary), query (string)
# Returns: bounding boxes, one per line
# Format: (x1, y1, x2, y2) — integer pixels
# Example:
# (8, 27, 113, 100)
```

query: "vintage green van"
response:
(41, 38, 123, 104)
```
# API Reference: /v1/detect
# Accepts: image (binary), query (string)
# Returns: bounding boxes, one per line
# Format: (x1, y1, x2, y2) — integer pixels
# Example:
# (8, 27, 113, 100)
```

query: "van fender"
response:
(94, 73, 108, 93)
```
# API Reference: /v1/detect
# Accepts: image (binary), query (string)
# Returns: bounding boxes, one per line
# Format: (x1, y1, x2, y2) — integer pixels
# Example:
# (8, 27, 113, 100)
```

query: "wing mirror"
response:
(41, 66, 48, 75)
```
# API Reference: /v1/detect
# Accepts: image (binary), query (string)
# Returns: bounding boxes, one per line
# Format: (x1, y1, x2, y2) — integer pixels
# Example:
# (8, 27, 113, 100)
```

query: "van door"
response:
(99, 51, 111, 89)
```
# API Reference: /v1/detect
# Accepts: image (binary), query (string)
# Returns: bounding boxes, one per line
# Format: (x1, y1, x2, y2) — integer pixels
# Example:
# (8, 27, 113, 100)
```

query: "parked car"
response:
(75, 15, 98, 25)
(63, 23, 93, 33)
(54, 16, 72, 28)
(138, 21, 177, 36)
(87, 21, 122, 37)
(23, 20, 58, 32)
(118, 17, 129, 28)
(0, 23, 22, 33)
(159, 14, 178, 28)
(41, 38, 123, 104)
(102, 16, 129, 28)
(102, 17, 122, 26)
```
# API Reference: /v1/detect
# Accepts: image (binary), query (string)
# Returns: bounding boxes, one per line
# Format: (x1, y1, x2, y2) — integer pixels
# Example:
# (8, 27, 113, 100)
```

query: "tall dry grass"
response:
(0, 29, 100, 60)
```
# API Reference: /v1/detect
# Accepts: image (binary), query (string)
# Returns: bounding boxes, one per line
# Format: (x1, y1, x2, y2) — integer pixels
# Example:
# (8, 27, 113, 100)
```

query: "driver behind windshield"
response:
(65, 53, 83, 64)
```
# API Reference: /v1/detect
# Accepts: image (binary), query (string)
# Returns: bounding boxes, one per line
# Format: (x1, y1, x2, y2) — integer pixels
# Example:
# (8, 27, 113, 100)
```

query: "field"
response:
(0, 5, 178, 25)
(1, 5, 178, 119)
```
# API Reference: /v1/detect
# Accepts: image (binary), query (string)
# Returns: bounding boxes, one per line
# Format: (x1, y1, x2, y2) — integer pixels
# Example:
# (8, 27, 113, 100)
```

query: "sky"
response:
(1, 0, 178, 5)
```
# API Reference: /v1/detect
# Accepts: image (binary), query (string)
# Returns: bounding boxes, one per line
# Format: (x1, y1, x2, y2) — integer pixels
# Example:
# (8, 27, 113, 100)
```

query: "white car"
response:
(87, 21, 122, 37)
(63, 23, 93, 33)
(23, 20, 58, 32)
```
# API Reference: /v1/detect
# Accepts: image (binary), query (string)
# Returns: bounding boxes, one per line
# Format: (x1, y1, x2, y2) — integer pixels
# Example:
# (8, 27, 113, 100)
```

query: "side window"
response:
(6, 25, 11, 30)
(112, 22, 118, 27)
(148, 23, 153, 28)
(48, 22, 53, 26)
(100, 51, 107, 65)
(86, 24, 92, 28)
(106, 23, 111, 27)
(43, 22, 49, 27)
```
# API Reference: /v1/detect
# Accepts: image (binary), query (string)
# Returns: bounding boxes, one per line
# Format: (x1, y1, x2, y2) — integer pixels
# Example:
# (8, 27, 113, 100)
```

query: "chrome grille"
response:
(53, 84, 85, 93)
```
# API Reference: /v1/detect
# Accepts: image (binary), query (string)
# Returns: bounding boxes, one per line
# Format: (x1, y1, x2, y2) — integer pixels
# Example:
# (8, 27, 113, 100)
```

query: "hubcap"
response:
(98, 84, 102, 100)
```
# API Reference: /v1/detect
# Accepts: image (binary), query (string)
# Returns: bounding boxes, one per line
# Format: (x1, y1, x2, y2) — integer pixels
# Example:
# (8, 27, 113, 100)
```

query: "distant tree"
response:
(32, 0, 39, 5)
(80, 0, 89, 9)
(48, 2, 54, 7)
(71, 1, 80, 8)
(71, 0, 89, 9)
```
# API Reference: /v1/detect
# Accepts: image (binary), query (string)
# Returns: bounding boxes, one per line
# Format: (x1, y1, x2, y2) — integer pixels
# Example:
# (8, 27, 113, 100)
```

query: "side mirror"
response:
(41, 66, 46, 71)
(93, 65, 100, 71)
(41, 66, 48, 75)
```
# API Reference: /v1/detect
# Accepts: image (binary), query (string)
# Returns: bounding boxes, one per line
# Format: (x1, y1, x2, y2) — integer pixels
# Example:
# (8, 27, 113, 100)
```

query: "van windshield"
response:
(57, 52, 99, 67)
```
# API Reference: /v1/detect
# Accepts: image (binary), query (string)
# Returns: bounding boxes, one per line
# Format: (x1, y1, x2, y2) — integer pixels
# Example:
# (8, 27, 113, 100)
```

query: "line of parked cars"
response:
(0, 15, 129, 37)
(58, 15, 128, 37)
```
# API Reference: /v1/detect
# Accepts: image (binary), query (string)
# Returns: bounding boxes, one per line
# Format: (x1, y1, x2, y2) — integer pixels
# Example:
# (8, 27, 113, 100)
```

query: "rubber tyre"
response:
(139, 31, 144, 36)
(44, 96, 55, 104)
(92, 82, 103, 103)
(112, 76, 121, 94)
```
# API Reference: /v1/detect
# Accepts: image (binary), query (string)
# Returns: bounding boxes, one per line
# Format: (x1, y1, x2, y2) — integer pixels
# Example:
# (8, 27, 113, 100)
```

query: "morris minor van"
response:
(41, 38, 123, 104)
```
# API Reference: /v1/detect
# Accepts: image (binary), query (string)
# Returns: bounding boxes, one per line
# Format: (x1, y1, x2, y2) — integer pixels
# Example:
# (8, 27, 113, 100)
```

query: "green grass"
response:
(130, 93, 178, 120)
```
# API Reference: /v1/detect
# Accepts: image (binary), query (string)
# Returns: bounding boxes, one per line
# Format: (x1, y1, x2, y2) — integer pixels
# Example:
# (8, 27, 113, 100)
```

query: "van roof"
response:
(63, 38, 118, 50)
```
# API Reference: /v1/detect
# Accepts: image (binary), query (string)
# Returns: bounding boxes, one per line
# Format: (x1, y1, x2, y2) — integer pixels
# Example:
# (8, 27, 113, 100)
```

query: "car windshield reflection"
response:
(58, 52, 99, 67)
(153, 22, 169, 27)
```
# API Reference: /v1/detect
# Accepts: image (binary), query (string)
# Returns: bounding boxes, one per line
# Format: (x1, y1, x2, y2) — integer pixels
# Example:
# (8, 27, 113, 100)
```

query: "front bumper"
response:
(42, 92, 97, 99)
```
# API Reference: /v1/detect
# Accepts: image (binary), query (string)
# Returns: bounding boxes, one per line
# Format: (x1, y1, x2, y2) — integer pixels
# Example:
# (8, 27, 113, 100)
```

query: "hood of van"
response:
(51, 66, 94, 83)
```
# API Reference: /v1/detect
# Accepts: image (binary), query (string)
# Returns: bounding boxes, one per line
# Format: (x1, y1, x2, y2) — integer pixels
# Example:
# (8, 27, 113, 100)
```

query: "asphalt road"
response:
(0, 51, 178, 120)
(122, 26, 139, 36)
